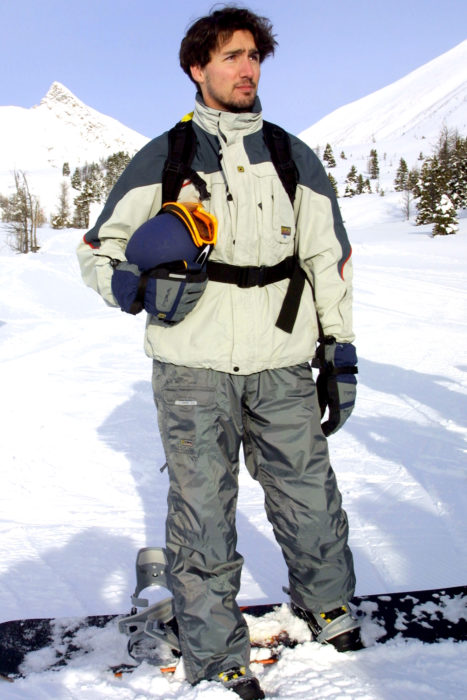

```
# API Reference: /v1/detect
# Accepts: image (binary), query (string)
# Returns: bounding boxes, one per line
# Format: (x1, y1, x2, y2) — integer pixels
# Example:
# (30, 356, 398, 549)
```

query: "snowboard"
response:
(1, 584, 465, 681)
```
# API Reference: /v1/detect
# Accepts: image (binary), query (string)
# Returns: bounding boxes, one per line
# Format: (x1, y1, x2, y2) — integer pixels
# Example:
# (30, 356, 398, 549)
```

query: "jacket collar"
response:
(192, 92, 263, 144)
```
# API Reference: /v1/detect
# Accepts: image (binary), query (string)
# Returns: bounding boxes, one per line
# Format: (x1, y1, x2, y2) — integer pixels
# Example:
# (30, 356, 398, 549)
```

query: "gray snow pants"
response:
(152, 361, 355, 684)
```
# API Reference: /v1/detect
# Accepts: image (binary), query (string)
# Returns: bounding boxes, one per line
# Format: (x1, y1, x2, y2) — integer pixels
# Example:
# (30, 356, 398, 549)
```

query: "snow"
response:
(1, 200, 466, 698)
(1, 42, 467, 700)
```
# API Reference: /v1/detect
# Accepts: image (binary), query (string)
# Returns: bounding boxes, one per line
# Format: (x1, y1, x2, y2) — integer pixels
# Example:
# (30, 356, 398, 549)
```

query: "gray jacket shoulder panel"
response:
(290, 134, 351, 277)
(191, 123, 222, 175)
(243, 128, 270, 164)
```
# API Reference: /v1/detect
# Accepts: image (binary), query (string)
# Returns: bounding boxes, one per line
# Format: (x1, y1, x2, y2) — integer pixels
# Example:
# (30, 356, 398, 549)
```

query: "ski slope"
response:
(0, 189, 466, 698)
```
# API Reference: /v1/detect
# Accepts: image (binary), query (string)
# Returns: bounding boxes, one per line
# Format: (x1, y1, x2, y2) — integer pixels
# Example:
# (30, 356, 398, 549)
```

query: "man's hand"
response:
(111, 262, 143, 314)
(314, 337, 358, 436)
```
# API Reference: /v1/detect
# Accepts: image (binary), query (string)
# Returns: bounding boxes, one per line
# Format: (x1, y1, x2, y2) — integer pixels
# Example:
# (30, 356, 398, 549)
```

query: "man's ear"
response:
(190, 64, 204, 85)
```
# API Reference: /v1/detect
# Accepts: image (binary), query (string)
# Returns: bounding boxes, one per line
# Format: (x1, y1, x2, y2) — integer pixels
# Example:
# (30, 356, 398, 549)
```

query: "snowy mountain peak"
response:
(0, 81, 149, 213)
(33, 80, 148, 156)
(39, 81, 85, 110)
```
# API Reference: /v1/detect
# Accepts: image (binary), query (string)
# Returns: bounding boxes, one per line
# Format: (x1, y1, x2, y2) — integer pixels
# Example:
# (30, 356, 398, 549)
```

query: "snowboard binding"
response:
(118, 547, 181, 663)
(291, 602, 363, 651)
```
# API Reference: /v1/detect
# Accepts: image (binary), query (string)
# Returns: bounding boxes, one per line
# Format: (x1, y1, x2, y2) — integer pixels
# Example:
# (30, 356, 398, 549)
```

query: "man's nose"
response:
(239, 56, 255, 78)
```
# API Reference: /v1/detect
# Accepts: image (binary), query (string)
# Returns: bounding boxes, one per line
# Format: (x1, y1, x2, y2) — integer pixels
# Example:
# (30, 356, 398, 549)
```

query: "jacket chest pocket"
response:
(161, 387, 217, 455)
(255, 176, 296, 259)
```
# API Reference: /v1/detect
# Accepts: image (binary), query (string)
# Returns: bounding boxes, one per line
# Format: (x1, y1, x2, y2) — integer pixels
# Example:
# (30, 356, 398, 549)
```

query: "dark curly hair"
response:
(179, 5, 277, 83)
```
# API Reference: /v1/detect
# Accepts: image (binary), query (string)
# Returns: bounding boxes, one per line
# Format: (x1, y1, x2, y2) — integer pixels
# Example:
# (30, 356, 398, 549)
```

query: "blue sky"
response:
(1, 0, 466, 138)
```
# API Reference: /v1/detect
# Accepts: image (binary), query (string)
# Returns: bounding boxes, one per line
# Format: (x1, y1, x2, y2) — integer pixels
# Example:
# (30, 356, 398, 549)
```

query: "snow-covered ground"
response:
(0, 189, 466, 697)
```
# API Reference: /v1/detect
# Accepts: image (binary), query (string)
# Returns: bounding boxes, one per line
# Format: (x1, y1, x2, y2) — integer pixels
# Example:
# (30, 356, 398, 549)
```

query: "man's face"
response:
(190, 29, 260, 112)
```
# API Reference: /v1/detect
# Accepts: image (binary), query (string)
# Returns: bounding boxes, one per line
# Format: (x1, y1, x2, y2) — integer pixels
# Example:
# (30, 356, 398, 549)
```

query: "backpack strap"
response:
(262, 121, 298, 205)
(263, 121, 324, 336)
(162, 119, 210, 203)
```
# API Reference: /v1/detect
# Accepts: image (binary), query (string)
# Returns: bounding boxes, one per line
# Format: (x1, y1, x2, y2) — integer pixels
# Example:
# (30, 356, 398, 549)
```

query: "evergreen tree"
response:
(407, 168, 419, 192)
(446, 135, 467, 210)
(368, 149, 379, 179)
(414, 135, 459, 226)
(62, 162, 71, 177)
(71, 163, 103, 229)
(340, 151, 346, 160)
(432, 194, 458, 235)
(323, 143, 336, 168)
(72, 190, 91, 229)
(394, 158, 409, 191)
(415, 157, 440, 225)
(103, 151, 131, 196)
(355, 174, 371, 194)
(327, 172, 339, 197)
(71, 168, 82, 191)
(344, 166, 358, 197)
(427, 128, 466, 210)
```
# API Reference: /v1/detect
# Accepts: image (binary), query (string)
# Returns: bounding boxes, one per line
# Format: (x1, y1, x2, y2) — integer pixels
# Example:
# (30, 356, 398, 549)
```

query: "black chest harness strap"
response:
(207, 256, 307, 334)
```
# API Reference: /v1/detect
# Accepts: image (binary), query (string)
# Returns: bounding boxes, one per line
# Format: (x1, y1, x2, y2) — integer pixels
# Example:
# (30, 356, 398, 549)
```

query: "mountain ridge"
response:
(299, 40, 467, 150)
(0, 81, 148, 174)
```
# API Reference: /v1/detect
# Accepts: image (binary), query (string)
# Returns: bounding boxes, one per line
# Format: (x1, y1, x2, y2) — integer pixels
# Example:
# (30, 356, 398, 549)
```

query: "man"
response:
(77, 7, 359, 699)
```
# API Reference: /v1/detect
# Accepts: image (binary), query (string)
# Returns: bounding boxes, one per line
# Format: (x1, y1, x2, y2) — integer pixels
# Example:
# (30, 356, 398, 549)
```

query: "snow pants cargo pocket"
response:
(160, 386, 217, 456)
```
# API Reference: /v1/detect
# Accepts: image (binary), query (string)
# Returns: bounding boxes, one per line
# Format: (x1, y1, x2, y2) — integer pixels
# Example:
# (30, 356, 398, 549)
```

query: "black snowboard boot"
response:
(217, 667, 265, 699)
(292, 603, 363, 651)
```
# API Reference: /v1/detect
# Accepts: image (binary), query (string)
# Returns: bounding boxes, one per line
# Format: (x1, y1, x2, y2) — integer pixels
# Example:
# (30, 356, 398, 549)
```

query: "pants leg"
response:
(242, 363, 356, 612)
(152, 361, 249, 684)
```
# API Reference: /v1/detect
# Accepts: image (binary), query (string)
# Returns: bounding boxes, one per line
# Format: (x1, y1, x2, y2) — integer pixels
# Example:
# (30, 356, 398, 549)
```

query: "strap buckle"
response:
(237, 265, 267, 288)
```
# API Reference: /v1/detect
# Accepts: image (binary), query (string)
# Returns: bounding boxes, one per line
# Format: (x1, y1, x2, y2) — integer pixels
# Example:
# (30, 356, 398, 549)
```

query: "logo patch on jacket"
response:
(281, 226, 291, 240)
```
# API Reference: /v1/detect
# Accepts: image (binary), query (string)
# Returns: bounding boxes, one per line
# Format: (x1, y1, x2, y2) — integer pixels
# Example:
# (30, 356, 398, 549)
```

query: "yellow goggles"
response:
(162, 202, 218, 248)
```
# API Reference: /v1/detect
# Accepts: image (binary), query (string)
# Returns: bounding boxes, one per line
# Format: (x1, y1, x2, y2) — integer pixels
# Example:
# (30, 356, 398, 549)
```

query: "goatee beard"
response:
(226, 97, 256, 113)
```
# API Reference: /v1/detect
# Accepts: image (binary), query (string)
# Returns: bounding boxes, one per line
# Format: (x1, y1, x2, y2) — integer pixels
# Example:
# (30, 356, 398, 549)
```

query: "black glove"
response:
(111, 261, 207, 324)
(313, 337, 358, 436)
(111, 262, 142, 314)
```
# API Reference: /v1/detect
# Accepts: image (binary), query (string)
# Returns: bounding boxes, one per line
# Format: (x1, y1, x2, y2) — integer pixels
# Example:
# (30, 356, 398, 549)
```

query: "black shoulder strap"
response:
(263, 121, 322, 336)
(162, 120, 211, 204)
(262, 121, 298, 205)
(163, 119, 297, 205)
(162, 121, 196, 204)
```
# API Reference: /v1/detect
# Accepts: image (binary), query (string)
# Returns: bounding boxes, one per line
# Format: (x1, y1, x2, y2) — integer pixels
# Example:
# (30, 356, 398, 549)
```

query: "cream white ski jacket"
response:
(77, 96, 354, 375)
